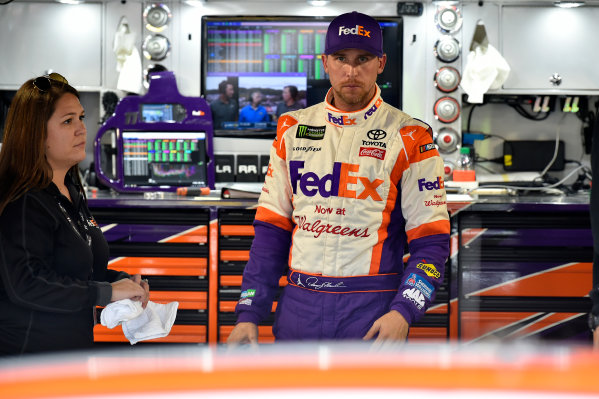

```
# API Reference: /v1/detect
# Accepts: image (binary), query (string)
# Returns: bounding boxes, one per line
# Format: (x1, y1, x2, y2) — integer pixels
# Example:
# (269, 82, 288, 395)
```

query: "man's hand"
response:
(227, 322, 259, 348)
(363, 310, 409, 345)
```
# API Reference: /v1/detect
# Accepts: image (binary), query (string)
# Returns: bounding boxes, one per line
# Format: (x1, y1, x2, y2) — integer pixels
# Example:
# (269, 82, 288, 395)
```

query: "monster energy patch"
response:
(296, 125, 326, 140)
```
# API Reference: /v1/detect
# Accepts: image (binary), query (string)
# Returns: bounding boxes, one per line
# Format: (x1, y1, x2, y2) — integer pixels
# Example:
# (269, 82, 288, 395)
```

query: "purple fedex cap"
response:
(324, 11, 383, 58)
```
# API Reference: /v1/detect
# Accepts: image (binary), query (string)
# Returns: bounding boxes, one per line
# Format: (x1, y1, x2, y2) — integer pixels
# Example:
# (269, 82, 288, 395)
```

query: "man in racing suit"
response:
(227, 11, 450, 345)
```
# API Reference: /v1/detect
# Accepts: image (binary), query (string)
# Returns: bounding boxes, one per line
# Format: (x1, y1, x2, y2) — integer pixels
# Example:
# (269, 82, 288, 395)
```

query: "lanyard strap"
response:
(56, 199, 92, 248)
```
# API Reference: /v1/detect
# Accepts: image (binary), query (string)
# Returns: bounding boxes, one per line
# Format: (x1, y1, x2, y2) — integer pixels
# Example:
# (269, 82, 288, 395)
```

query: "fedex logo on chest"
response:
(289, 160, 383, 201)
(328, 113, 356, 126)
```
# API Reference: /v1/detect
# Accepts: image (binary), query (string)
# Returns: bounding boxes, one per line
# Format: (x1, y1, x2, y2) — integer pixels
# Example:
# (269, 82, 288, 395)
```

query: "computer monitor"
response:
(201, 15, 403, 137)
(121, 131, 208, 188)
(94, 71, 216, 193)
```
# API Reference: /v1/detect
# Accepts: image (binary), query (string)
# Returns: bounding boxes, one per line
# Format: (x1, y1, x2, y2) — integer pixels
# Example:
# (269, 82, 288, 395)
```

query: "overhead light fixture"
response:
(308, 0, 331, 6)
(554, 1, 585, 8)
(56, 0, 84, 4)
(184, 0, 205, 7)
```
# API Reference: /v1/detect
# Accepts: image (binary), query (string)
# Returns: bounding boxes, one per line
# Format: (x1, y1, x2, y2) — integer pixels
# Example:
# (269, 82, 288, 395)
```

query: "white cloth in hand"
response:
(121, 301, 178, 345)
(100, 299, 143, 329)
(101, 299, 179, 344)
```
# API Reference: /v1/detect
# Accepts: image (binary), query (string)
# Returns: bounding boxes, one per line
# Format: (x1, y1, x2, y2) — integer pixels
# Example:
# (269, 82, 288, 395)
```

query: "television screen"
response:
(205, 72, 307, 131)
(121, 131, 208, 187)
(201, 16, 403, 137)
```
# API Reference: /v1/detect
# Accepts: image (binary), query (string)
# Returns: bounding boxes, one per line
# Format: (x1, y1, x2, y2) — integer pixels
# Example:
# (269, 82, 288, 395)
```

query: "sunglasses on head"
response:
(32, 73, 68, 93)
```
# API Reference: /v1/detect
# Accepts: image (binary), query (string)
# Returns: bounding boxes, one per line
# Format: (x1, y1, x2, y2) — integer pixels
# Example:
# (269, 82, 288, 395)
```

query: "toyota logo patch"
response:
(367, 129, 387, 140)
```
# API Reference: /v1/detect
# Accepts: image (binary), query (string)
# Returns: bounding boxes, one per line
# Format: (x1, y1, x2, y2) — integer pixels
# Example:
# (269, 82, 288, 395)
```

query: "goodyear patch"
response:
(404, 273, 434, 299)
(238, 298, 252, 306)
(296, 125, 326, 140)
(416, 262, 441, 279)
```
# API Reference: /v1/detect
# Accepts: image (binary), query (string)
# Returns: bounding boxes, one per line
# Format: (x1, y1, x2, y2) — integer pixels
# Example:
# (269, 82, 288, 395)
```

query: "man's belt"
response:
(287, 269, 401, 293)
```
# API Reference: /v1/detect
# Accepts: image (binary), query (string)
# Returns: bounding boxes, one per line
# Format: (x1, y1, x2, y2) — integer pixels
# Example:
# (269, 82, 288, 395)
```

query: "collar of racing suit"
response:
(324, 84, 383, 127)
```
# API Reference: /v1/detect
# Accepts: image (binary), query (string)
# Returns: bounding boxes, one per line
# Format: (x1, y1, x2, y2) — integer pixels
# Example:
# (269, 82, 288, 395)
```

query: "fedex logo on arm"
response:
(289, 160, 384, 201)
(418, 176, 444, 191)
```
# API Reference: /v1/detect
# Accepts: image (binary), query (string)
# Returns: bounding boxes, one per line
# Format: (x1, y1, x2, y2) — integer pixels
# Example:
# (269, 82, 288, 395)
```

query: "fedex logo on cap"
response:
(290, 160, 383, 201)
(339, 25, 371, 38)
(418, 176, 444, 191)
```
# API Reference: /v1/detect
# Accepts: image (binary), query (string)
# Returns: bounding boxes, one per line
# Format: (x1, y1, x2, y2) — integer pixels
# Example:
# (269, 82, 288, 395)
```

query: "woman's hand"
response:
(110, 278, 146, 303)
(129, 274, 150, 308)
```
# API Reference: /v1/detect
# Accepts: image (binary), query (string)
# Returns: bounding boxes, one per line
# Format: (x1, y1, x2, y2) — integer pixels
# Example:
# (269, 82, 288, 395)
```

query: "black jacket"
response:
(0, 178, 126, 355)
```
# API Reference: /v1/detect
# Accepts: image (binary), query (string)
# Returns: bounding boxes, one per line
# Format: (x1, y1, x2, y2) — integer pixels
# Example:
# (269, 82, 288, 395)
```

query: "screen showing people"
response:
(141, 103, 174, 122)
(140, 103, 187, 123)
(202, 16, 402, 136)
(206, 73, 307, 132)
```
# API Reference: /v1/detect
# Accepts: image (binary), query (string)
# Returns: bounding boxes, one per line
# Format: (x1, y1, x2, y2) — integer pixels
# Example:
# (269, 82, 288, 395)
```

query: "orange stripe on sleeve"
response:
(255, 206, 294, 232)
(400, 125, 439, 164)
(406, 219, 450, 242)
(273, 115, 297, 160)
(274, 138, 287, 160)
(391, 148, 409, 186)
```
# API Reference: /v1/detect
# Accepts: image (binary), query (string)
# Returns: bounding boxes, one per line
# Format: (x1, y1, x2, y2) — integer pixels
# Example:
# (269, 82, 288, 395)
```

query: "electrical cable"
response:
(475, 164, 590, 193)
(475, 156, 502, 163)
(466, 104, 478, 134)
(508, 102, 551, 121)
(473, 163, 497, 174)
(482, 133, 505, 141)
(539, 113, 567, 177)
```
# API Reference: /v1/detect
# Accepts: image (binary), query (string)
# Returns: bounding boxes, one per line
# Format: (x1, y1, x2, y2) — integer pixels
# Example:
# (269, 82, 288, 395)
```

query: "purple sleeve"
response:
(389, 233, 450, 324)
(235, 220, 292, 325)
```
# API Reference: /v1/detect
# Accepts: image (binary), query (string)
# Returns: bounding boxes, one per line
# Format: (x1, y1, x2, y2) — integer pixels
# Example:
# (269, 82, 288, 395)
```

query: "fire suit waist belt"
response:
(287, 269, 401, 293)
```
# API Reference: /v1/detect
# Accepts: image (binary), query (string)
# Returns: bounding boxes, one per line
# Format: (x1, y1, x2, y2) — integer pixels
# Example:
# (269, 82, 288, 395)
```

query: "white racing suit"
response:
(235, 85, 450, 339)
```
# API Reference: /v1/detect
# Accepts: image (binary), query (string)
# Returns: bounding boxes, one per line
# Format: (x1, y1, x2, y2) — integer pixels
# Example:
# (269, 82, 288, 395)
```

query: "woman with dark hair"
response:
(0, 74, 148, 355)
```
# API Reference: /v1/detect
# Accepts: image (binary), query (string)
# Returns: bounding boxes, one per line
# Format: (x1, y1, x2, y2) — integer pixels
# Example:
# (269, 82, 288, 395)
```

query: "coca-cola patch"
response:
(359, 147, 386, 160)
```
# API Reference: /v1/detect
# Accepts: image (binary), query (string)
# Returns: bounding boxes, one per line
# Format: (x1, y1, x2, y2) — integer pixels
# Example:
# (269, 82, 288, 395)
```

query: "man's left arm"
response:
(366, 124, 450, 342)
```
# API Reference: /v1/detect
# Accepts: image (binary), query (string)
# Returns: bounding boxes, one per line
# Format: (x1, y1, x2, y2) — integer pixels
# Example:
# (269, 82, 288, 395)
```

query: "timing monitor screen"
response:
(201, 16, 403, 136)
(205, 72, 307, 131)
(121, 131, 208, 187)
